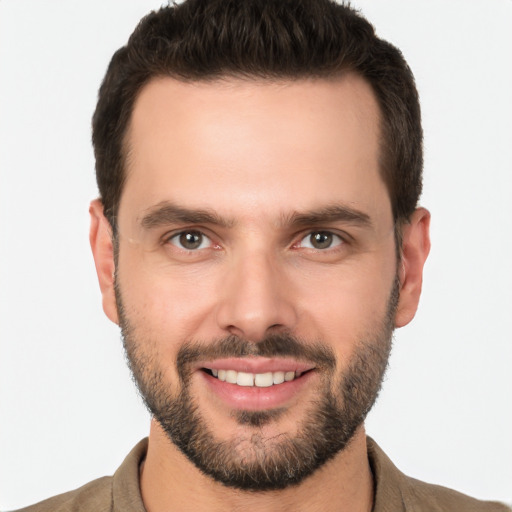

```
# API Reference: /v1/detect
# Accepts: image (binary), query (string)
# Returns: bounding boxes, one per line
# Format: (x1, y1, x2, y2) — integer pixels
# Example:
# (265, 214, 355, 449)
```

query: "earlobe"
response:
(89, 199, 119, 325)
(395, 207, 431, 328)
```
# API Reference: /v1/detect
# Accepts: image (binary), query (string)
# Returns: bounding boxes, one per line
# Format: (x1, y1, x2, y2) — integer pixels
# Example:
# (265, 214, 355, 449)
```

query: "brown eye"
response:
(169, 230, 210, 250)
(298, 231, 342, 250)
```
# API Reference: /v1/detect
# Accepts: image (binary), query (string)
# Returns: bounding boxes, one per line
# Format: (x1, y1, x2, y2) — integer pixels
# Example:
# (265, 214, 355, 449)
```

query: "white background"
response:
(1, 0, 511, 509)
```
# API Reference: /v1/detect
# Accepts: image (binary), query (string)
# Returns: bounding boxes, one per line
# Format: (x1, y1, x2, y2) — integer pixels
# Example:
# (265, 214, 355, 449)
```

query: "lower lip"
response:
(199, 370, 315, 411)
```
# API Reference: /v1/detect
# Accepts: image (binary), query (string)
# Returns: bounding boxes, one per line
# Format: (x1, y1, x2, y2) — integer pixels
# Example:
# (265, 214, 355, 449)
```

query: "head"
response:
(90, 0, 430, 492)
(92, 0, 423, 233)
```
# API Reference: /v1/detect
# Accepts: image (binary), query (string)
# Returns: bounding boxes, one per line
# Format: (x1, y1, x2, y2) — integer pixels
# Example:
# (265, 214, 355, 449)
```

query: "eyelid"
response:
(164, 228, 216, 251)
(294, 229, 348, 250)
(160, 227, 350, 251)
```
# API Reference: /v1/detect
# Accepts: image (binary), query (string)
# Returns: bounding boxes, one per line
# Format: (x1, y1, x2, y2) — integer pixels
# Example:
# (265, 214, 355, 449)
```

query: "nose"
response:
(215, 249, 298, 342)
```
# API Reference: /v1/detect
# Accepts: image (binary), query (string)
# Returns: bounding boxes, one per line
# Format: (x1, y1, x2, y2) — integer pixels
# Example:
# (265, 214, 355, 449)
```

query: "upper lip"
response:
(196, 357, 316, 374)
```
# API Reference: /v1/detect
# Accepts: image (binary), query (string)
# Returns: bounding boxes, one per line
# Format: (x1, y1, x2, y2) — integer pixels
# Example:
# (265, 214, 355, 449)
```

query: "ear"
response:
(395, 207, 431, 328)
(89, 199, 119, 325)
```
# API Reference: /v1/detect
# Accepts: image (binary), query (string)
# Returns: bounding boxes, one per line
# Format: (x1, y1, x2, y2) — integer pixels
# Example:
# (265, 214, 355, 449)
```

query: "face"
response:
(91, 75, 427, 490)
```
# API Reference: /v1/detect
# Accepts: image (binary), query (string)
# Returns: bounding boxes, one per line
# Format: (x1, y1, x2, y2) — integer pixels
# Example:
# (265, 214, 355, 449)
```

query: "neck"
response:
(140, 420, 374, 512)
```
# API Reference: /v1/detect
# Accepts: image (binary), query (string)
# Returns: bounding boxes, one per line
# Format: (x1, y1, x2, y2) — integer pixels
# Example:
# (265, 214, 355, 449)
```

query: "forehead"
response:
(120, 75, 388, 228)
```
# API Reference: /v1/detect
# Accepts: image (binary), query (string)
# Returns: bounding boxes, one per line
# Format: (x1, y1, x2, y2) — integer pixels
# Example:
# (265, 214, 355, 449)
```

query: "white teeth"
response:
(254, 372, 273, 387)
(209, 368, 302, 387)
(225, 370, 237, 384)
(237, 372, 254, 387)
(273, 371, 285, 384)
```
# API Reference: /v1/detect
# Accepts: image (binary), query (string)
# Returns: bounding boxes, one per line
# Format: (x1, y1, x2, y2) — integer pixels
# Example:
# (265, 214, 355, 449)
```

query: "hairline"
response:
(112, 71, 407, 259)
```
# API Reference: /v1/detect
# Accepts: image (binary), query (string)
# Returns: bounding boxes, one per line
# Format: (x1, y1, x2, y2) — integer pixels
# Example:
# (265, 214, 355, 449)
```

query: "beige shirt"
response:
(15, 437, 510, 511)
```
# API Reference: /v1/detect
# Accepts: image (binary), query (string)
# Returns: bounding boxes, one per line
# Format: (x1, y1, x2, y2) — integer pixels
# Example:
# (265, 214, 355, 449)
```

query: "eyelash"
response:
(295, 231, 345, 250)
(166, 230, 215, 251)
(164, 229, 347, 253)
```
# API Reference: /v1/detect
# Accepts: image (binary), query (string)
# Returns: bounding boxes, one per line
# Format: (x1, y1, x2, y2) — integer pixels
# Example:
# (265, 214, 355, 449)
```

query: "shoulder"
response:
(12, 476, 113, 512)
(402, 475, 511, 512)
(11, 439, 148, 512)
(367, 437, 511, 512)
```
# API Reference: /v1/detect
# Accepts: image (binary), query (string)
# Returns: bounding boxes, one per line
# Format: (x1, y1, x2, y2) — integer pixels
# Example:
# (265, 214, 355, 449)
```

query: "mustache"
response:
(177, 333, 336, 378)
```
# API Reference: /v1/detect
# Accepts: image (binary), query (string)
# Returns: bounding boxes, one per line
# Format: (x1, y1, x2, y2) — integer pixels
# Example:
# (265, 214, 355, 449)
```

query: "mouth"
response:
(202, 368, 309, 387)
(196, 358, 316, 411)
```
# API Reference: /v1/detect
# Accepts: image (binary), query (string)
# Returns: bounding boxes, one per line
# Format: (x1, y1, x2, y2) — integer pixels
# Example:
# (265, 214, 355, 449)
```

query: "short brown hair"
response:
(92, 0, 422, 230)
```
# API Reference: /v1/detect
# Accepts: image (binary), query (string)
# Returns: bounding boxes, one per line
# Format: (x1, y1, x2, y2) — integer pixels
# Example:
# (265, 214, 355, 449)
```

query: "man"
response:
(12, 0, 510, 510)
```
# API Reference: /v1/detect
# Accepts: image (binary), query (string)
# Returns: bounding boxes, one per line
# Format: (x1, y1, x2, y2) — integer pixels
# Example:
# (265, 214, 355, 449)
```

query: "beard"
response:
(116, 279, 398, 491)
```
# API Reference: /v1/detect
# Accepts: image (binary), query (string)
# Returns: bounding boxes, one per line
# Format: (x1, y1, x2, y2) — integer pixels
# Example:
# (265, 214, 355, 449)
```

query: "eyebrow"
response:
(139, 201, 372, 231)
(283, 204, 372, 229)
(140, 202, 235, 229)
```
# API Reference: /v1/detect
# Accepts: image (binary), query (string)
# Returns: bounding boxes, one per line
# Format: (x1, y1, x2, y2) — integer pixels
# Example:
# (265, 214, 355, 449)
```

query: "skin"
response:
(90, 75, 430, 512)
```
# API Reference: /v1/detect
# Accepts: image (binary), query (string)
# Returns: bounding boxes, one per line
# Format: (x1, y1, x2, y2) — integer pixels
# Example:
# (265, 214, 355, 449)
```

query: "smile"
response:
(198, 359, 316, 410)
(204, 368, 304, 387)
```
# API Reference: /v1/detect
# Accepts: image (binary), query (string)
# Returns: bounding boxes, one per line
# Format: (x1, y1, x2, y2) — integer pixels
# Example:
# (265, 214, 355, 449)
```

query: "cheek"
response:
(292, 256, 396, 354)
(117, 237, 398, 353)
(117, 249, 221, 341)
